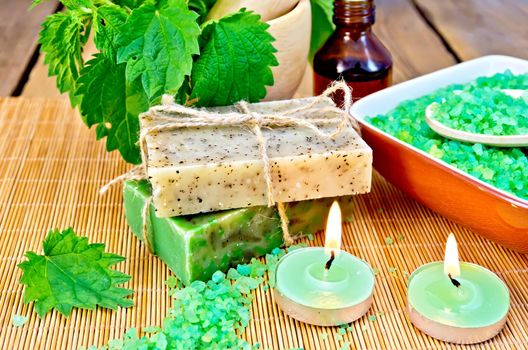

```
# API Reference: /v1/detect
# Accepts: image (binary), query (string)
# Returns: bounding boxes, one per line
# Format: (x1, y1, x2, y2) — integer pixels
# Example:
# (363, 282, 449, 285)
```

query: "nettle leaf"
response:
(39, 10, 90, 106)
(189, 9, 277, 107)
(117, 0, 200, 102)
(310, 0, 334, 62)
(94, 5, 128, 58)
(112, 0, 145, 10)
(18, 228, 133, 318)
(61, 0, 93, 8)
(77, 54, 147, 164)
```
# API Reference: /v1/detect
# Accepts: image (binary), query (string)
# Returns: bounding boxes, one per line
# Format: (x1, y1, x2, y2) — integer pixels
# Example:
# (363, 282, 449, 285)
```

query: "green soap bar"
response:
(123, 180, 354, 285)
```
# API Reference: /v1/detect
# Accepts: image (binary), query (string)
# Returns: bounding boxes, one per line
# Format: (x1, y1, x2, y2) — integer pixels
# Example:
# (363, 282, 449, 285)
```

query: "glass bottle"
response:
(313, 0, 393, 104)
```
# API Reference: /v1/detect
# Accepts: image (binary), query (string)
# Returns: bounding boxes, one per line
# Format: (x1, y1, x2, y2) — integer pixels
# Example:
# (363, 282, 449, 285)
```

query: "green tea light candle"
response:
(273, 202, 375, 326)
(407, 234, 510, 344)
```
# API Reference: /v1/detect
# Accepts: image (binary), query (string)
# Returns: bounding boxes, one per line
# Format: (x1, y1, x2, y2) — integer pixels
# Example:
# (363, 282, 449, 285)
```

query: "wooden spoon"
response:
(425, 89, 528, 147)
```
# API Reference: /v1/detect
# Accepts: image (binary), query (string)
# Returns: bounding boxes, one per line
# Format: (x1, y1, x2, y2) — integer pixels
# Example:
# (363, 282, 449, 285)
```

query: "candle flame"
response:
(444, 233, 461, 278)
(324, 201, 342, 256)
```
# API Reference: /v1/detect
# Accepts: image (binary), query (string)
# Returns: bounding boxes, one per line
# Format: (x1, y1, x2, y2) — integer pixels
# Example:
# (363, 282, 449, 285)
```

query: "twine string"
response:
(235, 100, 276, 207)
(99, 166, 145, 195)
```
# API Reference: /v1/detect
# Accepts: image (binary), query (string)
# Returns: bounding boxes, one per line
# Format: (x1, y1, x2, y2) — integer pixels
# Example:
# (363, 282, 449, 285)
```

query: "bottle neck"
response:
(333, 0, 375, 30)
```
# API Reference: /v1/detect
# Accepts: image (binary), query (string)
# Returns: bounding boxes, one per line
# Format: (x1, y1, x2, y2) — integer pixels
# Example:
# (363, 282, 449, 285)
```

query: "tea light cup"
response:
(272, 201, 375, 326)
(407, 234, 510, 344)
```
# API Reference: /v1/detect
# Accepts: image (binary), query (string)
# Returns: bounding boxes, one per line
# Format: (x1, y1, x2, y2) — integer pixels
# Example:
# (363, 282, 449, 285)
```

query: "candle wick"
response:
(325, 251, 335, 270)
(448, 273, 461, 288)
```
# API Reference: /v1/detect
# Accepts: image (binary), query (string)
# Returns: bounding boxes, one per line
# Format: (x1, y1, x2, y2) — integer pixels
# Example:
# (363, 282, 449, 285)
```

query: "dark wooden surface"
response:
(414, 0, 528, 60)
(0, 0, 526, 97)
(375, 0, 457, 82)
(0, 0, 59, 96)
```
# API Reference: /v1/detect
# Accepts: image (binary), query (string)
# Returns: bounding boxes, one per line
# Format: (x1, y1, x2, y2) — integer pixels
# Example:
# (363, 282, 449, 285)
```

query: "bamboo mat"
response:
(0, 97, 527, 350)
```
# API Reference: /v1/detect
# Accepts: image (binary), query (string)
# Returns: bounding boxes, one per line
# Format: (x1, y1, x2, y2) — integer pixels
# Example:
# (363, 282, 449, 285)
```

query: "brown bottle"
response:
(313, 0, 392, 103)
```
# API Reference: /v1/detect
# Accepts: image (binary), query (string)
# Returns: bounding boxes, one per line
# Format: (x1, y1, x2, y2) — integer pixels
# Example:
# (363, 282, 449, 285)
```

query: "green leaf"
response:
(117, 0, 200, 102)
(18, 228, 133, 318)
(61, 0, 93, 8)
(39, 10, 90, 106)
(310, 0, 334, 62)
(112, 0, 145, 10)
(93, 5, 128, 58)
(189, 9, 277, 107)
(77, 54, 147, 164)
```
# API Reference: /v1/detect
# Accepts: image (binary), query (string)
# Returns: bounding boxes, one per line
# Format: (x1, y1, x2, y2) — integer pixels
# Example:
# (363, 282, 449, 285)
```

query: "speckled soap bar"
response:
(141, 97, 372, 217)
(123, 180, 355, 284)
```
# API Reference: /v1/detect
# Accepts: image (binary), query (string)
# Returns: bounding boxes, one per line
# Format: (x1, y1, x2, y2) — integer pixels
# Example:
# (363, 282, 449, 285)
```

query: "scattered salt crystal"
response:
(164, 275, 178, 288)
(211, 270, 225, 282)
(12, 314, 27, 327)
(237, 264, 251, 276)
(339, 341, 351, 350)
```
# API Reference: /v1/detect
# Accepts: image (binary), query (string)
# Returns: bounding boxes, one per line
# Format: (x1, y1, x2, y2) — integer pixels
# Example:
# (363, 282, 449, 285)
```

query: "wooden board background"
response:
(0, 0, 59, 96)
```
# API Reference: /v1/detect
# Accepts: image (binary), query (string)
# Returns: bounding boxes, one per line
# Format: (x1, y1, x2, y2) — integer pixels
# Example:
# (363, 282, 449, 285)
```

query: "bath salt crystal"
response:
(12, 314, 27, 327)
(141, 97, 372, 217)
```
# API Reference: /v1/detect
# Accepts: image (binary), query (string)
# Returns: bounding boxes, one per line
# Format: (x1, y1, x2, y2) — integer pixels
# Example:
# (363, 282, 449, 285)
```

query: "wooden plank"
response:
(374, 0, 457, 82)
(414, 0, 528, 60)
(0, 0, 59, 96)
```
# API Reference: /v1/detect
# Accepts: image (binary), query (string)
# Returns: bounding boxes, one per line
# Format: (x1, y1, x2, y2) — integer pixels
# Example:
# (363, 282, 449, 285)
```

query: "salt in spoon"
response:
(425, 89, 528, 147)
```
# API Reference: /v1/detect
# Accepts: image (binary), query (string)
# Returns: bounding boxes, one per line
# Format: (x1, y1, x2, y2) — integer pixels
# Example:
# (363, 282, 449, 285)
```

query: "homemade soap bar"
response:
(123, 180, 354, 285)
(141, 97, 372, 217)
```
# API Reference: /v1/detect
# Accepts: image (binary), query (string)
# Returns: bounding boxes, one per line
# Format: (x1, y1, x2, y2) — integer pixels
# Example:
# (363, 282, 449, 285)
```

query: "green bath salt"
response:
(430, 87, 528, 136)
(368, 71, 528, 200)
